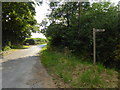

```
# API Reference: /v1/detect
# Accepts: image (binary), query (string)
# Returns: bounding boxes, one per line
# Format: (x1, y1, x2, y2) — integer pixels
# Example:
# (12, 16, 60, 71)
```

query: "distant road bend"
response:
(1, 45, 56, 88)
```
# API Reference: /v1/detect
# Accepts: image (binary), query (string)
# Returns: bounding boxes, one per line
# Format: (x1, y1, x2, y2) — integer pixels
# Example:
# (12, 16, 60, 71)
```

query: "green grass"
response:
(78, 69, 102, 88)
(40, 46, 118, 88)
(3, 45, 11, 51)
(3, 45, 30, 51)
(10, 45, 30, 49)
(2, 45, 31, 56)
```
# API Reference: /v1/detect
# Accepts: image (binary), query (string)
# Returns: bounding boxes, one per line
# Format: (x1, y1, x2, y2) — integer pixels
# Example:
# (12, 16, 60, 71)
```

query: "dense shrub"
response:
(24, 38, 36, 45)
(42, 2, 120, 69)
(23, 38, 47, 45)
(34, 38, 47, 44)
(3, 45, 11, 51)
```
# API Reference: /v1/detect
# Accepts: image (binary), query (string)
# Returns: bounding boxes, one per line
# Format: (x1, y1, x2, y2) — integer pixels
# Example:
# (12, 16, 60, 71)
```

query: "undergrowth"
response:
(40, 46, 118, 88)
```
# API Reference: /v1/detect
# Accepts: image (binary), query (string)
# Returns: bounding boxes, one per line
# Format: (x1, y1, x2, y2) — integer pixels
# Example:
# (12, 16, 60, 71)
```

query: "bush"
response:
(3, 46, 11, 51)
(42, 2, 119, 69)
(24, 38, 47, 45)
(34, 38, 47, 44)
(24, 38, 36, 45)
(10, 45, 22, 49)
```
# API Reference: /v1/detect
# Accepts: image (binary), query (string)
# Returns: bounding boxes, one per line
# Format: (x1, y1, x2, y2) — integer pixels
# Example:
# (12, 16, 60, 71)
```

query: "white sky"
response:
(31, 0, 120, 39)
(31, 1, 50, 39)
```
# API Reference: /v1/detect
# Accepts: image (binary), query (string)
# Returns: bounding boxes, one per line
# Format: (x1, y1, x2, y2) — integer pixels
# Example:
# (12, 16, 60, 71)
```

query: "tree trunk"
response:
(78, 2, 81, 31)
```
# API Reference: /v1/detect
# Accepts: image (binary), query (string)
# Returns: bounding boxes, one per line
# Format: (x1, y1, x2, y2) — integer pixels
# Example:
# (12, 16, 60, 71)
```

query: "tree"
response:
(2, 2, 38, 47)
(41, 2, 119, 69)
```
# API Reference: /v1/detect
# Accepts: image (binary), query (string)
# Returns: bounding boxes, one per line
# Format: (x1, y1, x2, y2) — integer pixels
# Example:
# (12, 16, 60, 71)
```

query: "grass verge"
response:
(2, 45, 31, 56)
(40, 46, 118, 88)
(10, 45, 31, 49)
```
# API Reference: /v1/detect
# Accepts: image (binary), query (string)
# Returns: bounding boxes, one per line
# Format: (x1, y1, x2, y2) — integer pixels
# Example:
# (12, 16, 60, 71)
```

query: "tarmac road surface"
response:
(1, 45, 56, 88)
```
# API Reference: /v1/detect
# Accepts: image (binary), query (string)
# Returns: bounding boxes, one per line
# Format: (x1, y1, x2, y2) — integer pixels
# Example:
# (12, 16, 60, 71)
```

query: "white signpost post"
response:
(93, 28, 105, 65)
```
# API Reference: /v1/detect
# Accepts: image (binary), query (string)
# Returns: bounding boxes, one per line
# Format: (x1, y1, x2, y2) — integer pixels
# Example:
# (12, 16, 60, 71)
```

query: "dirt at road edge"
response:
(26, 55, 56, 88)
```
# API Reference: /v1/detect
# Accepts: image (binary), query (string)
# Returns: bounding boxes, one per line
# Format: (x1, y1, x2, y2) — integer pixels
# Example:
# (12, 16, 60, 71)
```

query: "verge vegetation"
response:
(40, 46, 118, 88)
(24, 38, 47, 45)
(2, 38, 47, 52)
(1, 45, 30, 56)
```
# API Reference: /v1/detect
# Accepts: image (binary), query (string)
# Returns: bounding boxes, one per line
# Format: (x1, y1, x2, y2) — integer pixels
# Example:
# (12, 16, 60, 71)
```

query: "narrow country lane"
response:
(1, 45, 56, 88)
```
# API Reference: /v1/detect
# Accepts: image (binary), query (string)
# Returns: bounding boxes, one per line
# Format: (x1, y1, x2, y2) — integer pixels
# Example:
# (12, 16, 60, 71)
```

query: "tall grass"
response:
(40, 46, 118, 88)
